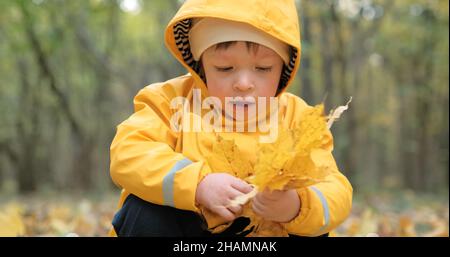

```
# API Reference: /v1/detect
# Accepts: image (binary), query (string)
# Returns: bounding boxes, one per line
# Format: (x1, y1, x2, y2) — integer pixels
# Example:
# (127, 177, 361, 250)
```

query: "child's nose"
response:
(233, 74, 255, 92)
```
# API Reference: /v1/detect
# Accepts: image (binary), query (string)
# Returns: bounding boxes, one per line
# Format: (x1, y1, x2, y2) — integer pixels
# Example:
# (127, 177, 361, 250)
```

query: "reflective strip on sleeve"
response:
(310, 186, 330, 233)
(162, 158, 193, 207)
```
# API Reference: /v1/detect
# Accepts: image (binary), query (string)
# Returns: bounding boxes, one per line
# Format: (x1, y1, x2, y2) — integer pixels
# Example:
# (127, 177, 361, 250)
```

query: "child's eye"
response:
(256, 66, 273, 72)
(215, 66, 233, 72)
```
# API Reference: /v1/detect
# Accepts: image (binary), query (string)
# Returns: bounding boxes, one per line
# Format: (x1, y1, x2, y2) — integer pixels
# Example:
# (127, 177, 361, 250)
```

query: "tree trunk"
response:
(319, 11, 334, 105)
(16, 58, 39, 193)
(298, 1, 313, 102)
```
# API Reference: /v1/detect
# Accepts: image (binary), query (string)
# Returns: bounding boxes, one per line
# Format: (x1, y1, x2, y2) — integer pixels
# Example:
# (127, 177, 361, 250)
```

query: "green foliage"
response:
(291, 0, 448, 193)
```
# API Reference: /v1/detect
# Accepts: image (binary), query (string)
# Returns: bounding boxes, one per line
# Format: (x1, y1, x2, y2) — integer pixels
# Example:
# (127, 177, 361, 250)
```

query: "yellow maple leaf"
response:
(252, 104, 331, 192)
(206, 135, 253, 179)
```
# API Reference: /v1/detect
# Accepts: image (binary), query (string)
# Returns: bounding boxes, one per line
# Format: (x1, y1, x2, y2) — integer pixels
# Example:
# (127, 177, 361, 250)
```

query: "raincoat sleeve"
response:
(110, 85, 211, 213)
(282, 130, 353, 236)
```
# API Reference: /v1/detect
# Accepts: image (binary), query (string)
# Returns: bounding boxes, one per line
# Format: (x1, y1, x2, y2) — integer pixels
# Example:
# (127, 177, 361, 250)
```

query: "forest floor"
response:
(0, 189, 448, 237)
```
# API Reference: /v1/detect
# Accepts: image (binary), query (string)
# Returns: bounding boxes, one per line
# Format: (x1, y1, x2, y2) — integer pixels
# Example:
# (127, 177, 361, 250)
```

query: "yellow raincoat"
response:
(109, 0, 352, 236)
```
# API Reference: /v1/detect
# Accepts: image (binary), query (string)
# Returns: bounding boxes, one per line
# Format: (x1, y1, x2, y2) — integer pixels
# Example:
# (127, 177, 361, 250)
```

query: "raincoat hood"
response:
(164, 0, 301, 98)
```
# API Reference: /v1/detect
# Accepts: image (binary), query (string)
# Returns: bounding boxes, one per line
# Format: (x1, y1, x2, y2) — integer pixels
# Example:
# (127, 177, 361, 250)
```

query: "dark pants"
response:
(112, 194, 328, 237)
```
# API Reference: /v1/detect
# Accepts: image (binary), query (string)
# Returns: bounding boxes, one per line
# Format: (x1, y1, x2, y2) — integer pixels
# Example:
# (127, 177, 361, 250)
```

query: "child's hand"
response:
(252, 188, 301, 223)
(196, 173, 253, 222)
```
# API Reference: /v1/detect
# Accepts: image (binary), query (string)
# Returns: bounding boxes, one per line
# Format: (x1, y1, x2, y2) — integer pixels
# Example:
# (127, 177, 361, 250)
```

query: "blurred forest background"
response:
(0, 0, 448, 236)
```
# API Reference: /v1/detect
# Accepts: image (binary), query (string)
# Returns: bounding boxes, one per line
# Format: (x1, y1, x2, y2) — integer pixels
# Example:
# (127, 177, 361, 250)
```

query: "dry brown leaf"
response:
(398, 215, 417, 237)
(327, 97, 352, 129)
(228, 186, 258, 207)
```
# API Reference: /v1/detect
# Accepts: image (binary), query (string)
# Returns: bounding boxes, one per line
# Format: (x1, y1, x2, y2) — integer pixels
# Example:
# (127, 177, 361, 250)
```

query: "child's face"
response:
(201, 41, 284, 117)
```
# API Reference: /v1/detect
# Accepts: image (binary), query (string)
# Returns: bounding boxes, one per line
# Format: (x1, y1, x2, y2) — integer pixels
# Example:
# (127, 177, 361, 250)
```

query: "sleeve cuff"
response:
(192, 161, 213, 213)
(282, 187, 312, 235)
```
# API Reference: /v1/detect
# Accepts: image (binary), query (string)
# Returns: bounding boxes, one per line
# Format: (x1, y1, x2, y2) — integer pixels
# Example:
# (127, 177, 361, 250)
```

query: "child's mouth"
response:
(223, 97, 257, 121)
(232, 102, 255, 108)
(228, 97, 256, 108)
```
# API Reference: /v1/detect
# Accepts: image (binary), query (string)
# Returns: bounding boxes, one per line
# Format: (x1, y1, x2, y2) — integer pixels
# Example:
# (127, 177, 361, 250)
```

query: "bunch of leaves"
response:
(205, 99, 352, 236)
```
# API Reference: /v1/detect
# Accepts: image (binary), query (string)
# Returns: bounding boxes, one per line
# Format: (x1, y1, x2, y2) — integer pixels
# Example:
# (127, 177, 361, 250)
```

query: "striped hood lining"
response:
(173, 18, 298, 95)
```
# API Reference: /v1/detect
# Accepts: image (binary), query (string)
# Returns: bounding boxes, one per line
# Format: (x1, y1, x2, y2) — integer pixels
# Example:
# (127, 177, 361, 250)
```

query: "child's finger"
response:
(251, 197, 266, 217)
(227, 187, 246, 201)
(256, 191, 275, 203)
(214, 206, 236, 222)
(230, 179, 253, 194)
(226, 204, 242, 216)
(261, 189, 283, 201)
